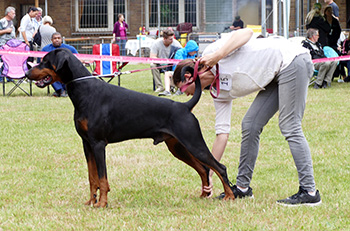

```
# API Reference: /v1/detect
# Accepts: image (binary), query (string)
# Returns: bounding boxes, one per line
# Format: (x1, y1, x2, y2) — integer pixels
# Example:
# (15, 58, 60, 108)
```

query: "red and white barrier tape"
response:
(0, 50, 181, 64)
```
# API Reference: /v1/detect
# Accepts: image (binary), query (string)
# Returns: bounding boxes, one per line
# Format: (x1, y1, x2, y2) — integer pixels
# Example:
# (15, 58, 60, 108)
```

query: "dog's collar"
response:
(66, 76, 98, 86)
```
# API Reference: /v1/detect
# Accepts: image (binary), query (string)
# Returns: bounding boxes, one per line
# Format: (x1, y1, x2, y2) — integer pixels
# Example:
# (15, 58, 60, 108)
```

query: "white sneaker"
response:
(155, 87, 165, 93)
(174, 89, 183, 95)
(158, 90, 171, 96)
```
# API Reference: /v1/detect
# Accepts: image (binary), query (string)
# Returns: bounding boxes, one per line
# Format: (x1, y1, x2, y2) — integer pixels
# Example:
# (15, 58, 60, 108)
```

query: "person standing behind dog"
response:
(112, 14, 128, 56)
(324, 0, 339, 19)
(173, 28, 321, 206)
(33, 7, 42, 32)
(0, 6, 16, 46)
(0, 6, 16, 83)
(150, 28, 182, 93)
(324, 5, 341, 52)
(305, 3, 330, 47)
(39, 16, 56, 50)
(41, 32, 78, 97)
(18, 6, 39, 60)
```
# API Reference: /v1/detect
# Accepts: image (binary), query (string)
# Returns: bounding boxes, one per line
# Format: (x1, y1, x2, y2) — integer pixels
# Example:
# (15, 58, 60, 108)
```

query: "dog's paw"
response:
(223, 194, 235, 201)
(93, 201, 108, 208)
(84, 198, 98, 206)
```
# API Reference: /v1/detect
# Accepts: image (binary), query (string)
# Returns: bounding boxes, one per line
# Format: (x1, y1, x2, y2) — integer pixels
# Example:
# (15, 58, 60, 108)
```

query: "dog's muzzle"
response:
(35, 76, 53, 88)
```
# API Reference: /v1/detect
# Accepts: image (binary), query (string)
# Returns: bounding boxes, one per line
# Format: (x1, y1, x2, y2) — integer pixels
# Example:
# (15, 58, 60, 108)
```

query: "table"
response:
(125, 35, 155, 56)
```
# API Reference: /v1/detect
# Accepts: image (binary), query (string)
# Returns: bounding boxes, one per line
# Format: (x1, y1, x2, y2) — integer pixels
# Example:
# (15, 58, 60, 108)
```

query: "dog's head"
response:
(26, 48, 86, 88)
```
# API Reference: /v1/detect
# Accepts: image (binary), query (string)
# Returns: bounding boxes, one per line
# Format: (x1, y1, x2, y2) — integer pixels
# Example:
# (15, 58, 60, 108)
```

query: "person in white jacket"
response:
(173, 28, 321, 207)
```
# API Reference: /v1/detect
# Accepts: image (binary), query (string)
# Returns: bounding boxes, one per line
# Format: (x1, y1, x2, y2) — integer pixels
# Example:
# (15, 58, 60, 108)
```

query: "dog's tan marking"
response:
(29, 67, 62, 83)
(85, 156, 100, 206)
(78, 119, 89, 132)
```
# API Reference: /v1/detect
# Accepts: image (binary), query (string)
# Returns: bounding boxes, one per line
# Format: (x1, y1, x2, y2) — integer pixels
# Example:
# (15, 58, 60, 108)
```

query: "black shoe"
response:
(322, 81, 327, 88)
(60, 90, 68, 97)
(215, 185, 253, 200)
(52, 92, 60, 97)
(313, 83, 322, 89)
(276, 187, 322, 207)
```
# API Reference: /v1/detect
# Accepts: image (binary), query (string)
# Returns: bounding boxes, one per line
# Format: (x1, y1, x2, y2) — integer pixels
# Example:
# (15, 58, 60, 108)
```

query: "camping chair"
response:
(0, 39, 33, 96)
(309, 46, 339, 86)
(90, 43, 127, 86)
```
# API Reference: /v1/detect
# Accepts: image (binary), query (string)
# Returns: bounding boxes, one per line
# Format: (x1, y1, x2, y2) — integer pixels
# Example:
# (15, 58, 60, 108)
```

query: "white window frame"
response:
(75, 0, 127, 32)
(145, 0, 198, 30)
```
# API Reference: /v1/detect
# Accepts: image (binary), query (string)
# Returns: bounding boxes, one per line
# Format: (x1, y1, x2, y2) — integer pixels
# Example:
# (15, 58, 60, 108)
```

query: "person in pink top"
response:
(112, 14, 128, 56)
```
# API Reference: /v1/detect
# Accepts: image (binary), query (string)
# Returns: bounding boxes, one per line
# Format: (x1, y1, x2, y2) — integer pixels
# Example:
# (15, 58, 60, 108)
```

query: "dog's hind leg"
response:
(91, 141, 110, 208)
(83, 140, 100, 206)
(165, 137, 212, 198)
(171, 124, 235, 200)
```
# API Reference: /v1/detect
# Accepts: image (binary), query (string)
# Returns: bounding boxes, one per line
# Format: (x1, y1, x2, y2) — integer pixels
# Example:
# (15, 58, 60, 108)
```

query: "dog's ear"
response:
(52, 49, 70, 72)
(181, 66, 194, 82)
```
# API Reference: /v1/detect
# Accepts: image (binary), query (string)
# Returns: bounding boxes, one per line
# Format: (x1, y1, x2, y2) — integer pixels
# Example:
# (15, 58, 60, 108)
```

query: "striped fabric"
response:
(93, 43, 120, 75)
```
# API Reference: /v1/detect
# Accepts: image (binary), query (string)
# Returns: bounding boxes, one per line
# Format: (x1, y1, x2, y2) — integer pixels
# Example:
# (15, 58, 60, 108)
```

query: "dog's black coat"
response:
(26, 48, 234, 207)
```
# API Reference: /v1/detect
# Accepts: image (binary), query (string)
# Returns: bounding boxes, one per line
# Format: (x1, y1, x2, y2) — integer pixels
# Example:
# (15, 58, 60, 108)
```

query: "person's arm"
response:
(200, 28, 253, 67)
(112, 23, 117, 43)
(20, 16, 30, 46)
(149, 52, 157, 59)
(21, 31, 29, 46)
(0, 27, 12, 35)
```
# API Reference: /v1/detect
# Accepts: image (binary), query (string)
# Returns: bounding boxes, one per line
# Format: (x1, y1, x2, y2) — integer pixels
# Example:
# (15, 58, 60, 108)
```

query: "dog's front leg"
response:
(92, 141, 110, 208)
(83, 140, 100, 206)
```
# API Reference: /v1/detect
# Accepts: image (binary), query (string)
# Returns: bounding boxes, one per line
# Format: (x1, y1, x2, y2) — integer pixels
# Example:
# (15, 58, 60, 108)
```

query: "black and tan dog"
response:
(26, 48, 235, 207)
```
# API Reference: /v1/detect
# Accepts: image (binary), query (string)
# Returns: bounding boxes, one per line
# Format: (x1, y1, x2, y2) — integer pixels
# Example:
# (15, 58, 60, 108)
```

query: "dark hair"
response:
(51, 32, 62, 39)
(27, 7, 39, 14)
(162, 29, 175, 39)
(173, 59, 204, 86)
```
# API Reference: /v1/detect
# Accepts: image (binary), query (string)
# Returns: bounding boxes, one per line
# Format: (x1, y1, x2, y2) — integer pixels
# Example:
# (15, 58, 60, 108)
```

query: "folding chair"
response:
(91, 43, 126, 86)
(0, 39, 32, 96)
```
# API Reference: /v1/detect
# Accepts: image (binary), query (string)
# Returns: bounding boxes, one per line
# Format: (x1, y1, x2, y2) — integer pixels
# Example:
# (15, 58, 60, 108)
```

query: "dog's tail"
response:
(184, 75, 202, 110)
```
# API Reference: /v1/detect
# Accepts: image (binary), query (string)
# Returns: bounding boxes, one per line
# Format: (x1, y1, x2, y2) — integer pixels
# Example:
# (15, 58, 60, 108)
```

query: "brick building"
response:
(1, 0, 349, 39)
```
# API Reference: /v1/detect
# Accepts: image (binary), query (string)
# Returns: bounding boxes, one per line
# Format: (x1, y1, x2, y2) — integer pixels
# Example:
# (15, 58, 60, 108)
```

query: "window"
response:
(149, 0, 197, 28)
(75, 0, 126, 32)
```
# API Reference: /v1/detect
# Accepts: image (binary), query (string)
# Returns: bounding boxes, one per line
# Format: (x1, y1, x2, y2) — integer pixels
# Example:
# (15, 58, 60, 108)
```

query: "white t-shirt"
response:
(202, 34, 310, 99)
(18, 14, 35, 42)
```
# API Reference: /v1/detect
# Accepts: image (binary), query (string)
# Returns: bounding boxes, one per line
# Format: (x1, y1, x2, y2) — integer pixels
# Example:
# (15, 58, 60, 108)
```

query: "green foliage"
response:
(1, 65, 350, 229)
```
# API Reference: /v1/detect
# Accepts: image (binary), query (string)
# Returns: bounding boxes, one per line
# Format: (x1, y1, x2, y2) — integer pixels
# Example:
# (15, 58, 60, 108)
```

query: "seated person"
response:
(302, 28, 338, 89)
(150, 28, 182, 92)
(41, 32, 78, 97)
(230, 16, 244, 30)
(341, 36, 350, 82)
(158, 40, 199, 96)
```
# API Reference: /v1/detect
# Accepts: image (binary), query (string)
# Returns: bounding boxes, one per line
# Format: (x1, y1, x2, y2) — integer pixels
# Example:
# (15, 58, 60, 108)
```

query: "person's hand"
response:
(199, 53, 220, 69)
(201, 175, 213, 198)
(4, 28, 12, 34)
(111, 38, 115, 43)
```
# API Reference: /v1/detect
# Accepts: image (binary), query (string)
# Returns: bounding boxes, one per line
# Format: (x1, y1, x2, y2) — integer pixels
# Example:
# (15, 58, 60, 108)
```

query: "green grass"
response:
(1, 64, 350, 230)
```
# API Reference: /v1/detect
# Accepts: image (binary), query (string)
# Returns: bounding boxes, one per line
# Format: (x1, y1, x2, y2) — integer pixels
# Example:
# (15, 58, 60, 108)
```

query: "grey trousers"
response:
(150, 63, 164, 90)
(236, 53, 316, 192)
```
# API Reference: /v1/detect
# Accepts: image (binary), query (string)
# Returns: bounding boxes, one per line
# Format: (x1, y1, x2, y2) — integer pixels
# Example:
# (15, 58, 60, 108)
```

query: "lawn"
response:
(1, 63, 350, 230)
